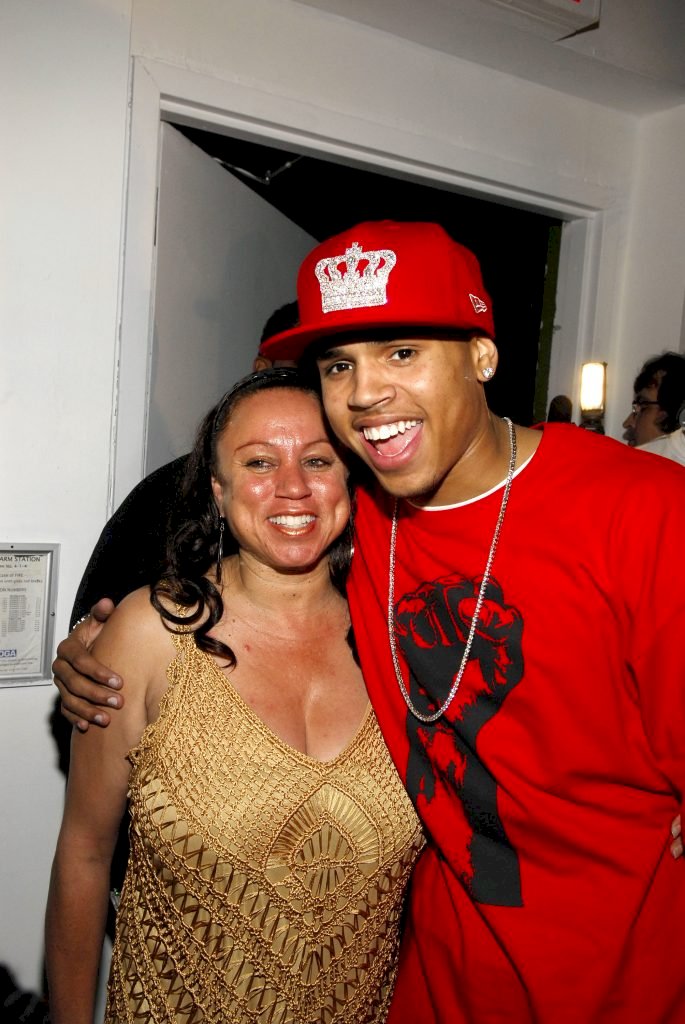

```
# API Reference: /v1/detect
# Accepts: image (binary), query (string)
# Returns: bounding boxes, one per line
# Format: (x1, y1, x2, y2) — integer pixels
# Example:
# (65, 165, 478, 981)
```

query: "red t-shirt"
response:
(348, 424, 685, 1023)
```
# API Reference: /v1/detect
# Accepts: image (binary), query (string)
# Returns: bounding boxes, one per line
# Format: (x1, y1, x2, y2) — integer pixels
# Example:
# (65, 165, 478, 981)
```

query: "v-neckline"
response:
(195, 642, 373, 768)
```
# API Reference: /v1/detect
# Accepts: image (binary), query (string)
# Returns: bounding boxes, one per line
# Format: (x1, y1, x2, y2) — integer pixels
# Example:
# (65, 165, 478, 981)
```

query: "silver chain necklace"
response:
(387, 417, 517, 724)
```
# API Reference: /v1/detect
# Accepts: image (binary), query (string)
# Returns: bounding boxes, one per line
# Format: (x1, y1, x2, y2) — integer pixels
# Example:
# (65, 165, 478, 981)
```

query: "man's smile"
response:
(362, 419, 421, 442)
(358, 419, 423, 463)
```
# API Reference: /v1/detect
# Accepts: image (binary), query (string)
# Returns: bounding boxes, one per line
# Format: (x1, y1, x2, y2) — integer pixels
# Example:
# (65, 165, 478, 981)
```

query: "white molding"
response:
(112, 59, 163, 509)
(113, 55, 611, 507)
(548, 214, 605, 413)
(149, 59, 614, 216)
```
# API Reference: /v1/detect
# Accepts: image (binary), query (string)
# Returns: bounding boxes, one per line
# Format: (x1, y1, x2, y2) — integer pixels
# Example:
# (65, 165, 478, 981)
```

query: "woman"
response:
(46, 368, 424, 1024)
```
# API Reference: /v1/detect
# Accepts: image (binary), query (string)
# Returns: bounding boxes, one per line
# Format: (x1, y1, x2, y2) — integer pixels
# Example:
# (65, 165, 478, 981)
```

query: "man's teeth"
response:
(269, 515, 315, 527)
(362, 420, 420, 442)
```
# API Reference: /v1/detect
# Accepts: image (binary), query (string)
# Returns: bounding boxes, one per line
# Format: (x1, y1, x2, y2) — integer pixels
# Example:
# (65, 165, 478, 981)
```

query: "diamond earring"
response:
(483, 366, 495, 380)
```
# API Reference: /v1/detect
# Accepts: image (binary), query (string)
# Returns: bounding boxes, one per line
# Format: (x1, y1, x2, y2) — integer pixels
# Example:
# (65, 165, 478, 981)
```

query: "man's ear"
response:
(471, 335, 499, 382)
(252, 356, 272, 371)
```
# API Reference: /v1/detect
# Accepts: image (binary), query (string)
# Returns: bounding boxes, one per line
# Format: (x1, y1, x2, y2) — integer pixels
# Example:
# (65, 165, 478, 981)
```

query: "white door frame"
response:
(112, 55, 612, 510)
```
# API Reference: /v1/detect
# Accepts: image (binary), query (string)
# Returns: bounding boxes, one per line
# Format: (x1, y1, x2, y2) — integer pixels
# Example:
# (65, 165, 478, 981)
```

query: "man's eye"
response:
(323, 360, 352, 376)
(390, 348, 415, 361)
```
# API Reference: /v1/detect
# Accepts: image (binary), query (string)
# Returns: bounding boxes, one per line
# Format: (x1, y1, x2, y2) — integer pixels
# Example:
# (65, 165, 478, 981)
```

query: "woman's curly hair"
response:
(150, 367, 355, 665)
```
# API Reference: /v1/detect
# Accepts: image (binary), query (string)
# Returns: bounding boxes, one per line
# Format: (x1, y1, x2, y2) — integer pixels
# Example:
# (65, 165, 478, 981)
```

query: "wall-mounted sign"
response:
(0, 544, 59, 686)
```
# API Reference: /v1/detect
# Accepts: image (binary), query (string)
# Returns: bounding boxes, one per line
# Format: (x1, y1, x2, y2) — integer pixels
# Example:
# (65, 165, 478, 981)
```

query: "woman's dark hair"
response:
(150, 367, 354, 663)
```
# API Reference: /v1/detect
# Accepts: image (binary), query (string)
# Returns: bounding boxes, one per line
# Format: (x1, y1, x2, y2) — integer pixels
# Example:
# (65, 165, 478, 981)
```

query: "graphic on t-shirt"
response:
(394, 572, 524, 906)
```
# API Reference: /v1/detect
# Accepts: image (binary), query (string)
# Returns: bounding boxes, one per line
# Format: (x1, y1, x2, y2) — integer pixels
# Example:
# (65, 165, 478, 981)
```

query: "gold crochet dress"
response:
(105, 631, 424, 1024)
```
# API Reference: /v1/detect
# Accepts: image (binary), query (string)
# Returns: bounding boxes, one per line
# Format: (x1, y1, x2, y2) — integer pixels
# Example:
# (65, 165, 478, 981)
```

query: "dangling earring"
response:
(482, 366, 495, 380)
(216, 516, 226, 583)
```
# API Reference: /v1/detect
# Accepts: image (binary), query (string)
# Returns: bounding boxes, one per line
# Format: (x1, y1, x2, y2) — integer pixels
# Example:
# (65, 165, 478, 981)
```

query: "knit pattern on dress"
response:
(105, 629, 424, 1024)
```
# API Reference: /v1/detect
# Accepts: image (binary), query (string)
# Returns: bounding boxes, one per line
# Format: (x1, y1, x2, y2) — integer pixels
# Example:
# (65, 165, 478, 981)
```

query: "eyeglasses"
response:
(631, 400, 660, 417)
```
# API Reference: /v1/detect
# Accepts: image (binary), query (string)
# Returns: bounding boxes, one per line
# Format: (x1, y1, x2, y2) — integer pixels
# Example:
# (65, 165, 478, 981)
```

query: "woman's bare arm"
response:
(45, 589, 172, 1024)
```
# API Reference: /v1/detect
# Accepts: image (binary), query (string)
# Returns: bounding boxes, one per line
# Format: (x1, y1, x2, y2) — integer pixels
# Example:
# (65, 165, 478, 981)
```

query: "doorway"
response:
(147, 123, 318, 475)
(113, 59, 596, 511)
(170, 122, 563, 429)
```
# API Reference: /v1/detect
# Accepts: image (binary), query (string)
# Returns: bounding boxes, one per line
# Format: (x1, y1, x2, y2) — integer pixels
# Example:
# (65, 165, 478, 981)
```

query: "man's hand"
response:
(52, 599, 122, 731)
(671, 814, 682, 860)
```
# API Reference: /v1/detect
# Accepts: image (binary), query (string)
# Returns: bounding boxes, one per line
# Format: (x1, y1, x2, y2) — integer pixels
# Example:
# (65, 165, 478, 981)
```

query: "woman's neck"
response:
(220, 552, 342, 620)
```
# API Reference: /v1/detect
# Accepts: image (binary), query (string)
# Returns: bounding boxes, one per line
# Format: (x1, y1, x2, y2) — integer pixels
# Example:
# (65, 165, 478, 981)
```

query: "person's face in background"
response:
(622, 377, 666, 447)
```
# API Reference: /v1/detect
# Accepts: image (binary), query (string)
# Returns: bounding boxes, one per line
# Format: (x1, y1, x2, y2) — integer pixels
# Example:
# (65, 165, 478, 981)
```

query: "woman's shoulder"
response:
(94, 586, 174, 664)
(106, 586, 161, 629)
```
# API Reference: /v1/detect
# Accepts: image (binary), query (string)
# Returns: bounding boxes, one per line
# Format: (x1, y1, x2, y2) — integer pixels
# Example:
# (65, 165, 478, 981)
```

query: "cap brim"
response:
(261, 314, 491, 363)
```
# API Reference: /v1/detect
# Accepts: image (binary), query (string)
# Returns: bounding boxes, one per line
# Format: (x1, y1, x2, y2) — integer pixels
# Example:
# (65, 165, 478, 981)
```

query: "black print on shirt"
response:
(394, 572, 524, 906)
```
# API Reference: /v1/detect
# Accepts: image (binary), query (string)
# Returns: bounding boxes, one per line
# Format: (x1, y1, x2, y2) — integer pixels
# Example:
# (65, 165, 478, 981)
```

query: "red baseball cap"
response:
(260, 220, 495, 361)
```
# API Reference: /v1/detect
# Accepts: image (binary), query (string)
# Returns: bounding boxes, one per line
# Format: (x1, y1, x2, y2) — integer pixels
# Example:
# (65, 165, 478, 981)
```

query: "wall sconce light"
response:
(579, 361, 607, 433)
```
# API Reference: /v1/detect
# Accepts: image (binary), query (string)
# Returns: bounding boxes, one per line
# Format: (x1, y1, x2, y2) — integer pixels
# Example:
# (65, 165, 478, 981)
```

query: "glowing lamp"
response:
(579, 361, 607, 433)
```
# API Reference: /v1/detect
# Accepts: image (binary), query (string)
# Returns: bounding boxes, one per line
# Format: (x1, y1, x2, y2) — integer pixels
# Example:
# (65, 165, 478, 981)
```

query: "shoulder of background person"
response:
(116, 454, 190, 512)
(636, 435, 669, 455)
(69, 455, 191, 626)
(637, 430, 685, 467)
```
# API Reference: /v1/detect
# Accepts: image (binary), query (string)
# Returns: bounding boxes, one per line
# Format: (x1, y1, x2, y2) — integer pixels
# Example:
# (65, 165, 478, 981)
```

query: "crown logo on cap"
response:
(315, 242, 397, 314)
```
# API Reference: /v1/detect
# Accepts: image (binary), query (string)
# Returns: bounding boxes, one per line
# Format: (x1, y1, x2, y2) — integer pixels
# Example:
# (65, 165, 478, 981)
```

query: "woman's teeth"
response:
(269, 515, 315, 528)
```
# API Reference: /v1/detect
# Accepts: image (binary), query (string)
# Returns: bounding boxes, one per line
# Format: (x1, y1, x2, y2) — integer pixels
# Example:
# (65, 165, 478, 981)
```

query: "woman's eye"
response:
(304, 457, 331, 469)
(245, 458, 272, 470)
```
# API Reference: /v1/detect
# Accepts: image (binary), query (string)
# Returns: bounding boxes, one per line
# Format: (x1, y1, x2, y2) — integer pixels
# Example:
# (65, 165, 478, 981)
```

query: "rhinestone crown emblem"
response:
(315, 241, 397, 313)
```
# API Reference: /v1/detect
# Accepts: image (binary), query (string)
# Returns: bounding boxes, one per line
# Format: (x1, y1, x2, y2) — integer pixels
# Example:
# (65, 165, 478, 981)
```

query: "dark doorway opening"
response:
(174, 125, 562, 426)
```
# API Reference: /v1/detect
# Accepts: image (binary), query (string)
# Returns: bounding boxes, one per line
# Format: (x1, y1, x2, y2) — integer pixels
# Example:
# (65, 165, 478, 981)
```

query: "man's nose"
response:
(349, 363, 395, 410)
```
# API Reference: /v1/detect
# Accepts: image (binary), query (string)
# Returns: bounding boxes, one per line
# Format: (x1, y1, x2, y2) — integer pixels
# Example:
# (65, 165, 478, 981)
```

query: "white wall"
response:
(606, 104, 685, 432)
(0, 0, 133, 994)
(1, 0, 682, 995)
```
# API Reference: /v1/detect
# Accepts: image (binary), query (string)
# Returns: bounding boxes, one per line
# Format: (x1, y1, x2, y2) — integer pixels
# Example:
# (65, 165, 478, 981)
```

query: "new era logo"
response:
(469, 294, 488, 314)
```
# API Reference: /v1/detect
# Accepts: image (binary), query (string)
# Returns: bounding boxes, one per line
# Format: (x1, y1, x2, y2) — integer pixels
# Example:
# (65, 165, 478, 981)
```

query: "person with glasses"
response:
(622, 351, 685, 449)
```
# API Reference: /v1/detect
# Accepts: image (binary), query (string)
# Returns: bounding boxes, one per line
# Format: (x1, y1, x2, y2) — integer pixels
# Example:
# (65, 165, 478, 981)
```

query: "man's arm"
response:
(53, 600, 122, 729)
(613, 463, 685, 863)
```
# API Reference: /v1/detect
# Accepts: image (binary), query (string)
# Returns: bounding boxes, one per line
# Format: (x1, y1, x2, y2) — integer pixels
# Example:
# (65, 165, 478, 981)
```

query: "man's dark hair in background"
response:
(546, 394, 572, 423)
(650, 353, 685, 434)
(623, 350, 685, 447)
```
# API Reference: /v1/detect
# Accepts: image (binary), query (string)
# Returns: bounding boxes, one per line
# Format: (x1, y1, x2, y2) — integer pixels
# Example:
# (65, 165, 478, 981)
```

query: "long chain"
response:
(387, 417, 517, 723)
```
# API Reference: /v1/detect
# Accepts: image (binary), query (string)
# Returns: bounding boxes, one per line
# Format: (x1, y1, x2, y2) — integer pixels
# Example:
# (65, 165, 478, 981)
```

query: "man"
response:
(55, 222, 684, 1022)
(622, 350, 685, 454)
